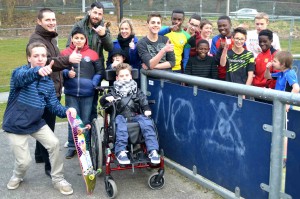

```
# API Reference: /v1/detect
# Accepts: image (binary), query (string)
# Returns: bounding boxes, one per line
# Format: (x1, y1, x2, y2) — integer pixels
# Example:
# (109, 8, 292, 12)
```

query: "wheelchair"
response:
(90, 69, 165, 199)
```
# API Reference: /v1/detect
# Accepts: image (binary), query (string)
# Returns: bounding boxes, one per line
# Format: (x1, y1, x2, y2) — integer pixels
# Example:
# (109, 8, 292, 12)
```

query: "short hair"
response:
(274, 51, 293, 69)
(233, 27, 247, 37)
(172, 9, 185, 17)
(189, 13, 201, 22)
(197, 39, 209, 48)
(217, 15, 232, 25)
(255, 12, 269, 22)
(91, 2, 104, 10)
(259, 29, 273, 40)
(119, 18, 135, 35)
(147, 12, 162, 23)
(26, 42, 47, 57)
(116, 63, 132, 75)
(200, 19, 212, 29)
(37, 8, 54, 20)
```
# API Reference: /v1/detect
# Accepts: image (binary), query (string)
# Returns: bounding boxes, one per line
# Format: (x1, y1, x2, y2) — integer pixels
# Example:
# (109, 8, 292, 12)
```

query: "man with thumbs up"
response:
(3, 42, 76, 195)
(28, 8, 82, 177)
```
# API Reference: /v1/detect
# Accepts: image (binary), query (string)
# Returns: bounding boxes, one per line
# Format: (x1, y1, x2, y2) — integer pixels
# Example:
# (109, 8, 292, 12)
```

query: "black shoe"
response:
(45, 169, 51, 178)
(65, 149, 77, 159)
(35, 157, 44, 163)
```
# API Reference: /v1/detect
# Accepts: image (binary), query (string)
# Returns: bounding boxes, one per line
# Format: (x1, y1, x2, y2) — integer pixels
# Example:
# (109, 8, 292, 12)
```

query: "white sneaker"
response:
(149, 150, 160, 164)
(116, 151, 130, 164)
(7, 176, 23, 190)
(53, 179, 73, 195)
(64, 141, 69, 148)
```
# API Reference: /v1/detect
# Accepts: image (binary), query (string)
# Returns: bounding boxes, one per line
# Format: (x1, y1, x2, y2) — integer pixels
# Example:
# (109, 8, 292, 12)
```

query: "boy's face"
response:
(258, 35, 272, 52)
(233, 32, 246, 48)
(201, 24, 213, 38)
(171, 13, 184, 29)
(28, 47, 47, 68)
(89, 6, 104, 26)
(187, 18, 200, 35)
(272, 58, 284, 70)
(217, 19, 231, 37)
(197, 43, 210, 59)
(71, 33, 86, 49)
(255, 18, 268, 33)
(37, 11, 56, 32)
(148, 17, 161, 34)
(116, 69, 132, 81)
(112, 54, 125, 63)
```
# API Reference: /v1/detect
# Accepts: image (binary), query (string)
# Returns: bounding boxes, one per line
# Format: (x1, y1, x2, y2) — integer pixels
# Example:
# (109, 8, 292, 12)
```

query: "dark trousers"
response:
(35, 97, 60, 170)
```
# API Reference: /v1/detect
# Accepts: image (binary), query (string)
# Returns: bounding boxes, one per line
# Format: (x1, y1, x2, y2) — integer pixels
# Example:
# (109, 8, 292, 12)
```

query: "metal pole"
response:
(140, 70, 147, 95)
(164, 0, 167, 18)
(226, 0, 230, 16)
(82, 0, 85, 13)
(288, 18, 294, 52)
(119, 0, 123, 23)
(200, 0, 202, 17)
(268, 99, 285, 199)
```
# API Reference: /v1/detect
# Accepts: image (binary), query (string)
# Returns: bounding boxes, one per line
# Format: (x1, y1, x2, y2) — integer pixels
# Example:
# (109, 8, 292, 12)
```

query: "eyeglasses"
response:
(234, 38, 245, 42)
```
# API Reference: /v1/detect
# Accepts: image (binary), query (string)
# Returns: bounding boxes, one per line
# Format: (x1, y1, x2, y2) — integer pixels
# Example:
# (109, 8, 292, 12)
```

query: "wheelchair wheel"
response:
(105, 179, 118, 198)
(148, 173, 165, 190)
(90, 118, 103, 172)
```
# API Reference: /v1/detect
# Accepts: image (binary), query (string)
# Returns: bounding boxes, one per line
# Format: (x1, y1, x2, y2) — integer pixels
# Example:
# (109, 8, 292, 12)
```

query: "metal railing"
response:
(140, 69, 300, 199)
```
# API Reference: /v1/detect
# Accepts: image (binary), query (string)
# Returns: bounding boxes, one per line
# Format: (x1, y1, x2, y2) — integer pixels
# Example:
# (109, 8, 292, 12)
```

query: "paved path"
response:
(0, 122, 222, 199)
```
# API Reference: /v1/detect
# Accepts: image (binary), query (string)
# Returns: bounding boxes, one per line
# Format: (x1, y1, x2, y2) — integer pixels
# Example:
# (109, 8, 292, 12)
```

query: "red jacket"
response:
(253, 47, 278, 88)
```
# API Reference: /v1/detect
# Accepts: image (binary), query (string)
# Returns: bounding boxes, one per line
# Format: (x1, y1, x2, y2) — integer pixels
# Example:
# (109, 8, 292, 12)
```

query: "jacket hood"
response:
(35, 25, 58, 38)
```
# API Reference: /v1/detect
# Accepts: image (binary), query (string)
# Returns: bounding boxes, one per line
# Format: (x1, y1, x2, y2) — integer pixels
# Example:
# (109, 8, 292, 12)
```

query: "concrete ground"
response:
(0, 122, 222, 199)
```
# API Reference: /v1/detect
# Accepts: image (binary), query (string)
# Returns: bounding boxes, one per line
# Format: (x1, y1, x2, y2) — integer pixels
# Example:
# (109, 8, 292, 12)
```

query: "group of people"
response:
(3, 1, 299, 195)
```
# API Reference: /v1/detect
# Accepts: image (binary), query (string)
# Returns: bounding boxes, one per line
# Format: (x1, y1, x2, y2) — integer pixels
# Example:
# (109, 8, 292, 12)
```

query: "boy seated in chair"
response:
(100, 63, 160, 164)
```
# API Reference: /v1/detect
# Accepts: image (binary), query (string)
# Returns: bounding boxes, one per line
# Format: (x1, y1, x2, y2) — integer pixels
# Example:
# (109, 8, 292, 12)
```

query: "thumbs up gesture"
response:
(69, 46, 82, 64)
(68, 67, 76, 78)
(162, 40, 174, 53)
(129, 38, 135, 49)
(38, 60, 54, 77)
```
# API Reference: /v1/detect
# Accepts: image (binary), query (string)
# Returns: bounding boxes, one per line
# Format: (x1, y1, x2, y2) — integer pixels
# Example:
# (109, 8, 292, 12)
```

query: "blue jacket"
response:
(3, 65, 67, 134)
(106, 36, 141, 70)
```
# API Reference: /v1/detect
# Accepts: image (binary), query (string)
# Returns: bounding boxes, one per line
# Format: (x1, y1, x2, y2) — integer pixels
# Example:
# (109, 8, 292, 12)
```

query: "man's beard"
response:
(90, 18, 101, 28)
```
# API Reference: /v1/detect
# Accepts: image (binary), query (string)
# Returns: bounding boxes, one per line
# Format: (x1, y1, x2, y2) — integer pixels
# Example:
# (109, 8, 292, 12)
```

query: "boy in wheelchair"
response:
(100, 63, 160, 165)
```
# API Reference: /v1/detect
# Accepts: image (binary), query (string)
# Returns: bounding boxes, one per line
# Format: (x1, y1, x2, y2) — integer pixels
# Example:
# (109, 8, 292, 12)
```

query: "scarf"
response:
(114, 79, 137, 97)
(117, 34, 134, 49)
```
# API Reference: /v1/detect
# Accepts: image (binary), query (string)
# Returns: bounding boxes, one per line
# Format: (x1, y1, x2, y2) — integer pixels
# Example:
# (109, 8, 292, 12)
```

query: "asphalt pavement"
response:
(0, 121, 222, 199)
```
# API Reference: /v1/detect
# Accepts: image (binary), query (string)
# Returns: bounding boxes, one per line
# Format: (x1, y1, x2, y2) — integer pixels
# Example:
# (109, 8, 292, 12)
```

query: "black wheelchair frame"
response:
(90, 69, 165, 199)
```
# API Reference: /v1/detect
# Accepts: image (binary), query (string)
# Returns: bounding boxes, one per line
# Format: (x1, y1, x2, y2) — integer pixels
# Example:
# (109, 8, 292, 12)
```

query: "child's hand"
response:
(69, 46, 82, 64)
(85, 124, 91, 130)
(105, 96, 115, 103)
(144, 110, 152, 117)
(67, 107, 77, 118)
(141, 63, 149, 70)
(38, 60, 54, 77)
(266, 62, 272, 69)
(69, 67, 76, 78)
(163, 40, 174, 53)
(286, 104, 291, 112)
(112, 60, 120, 68)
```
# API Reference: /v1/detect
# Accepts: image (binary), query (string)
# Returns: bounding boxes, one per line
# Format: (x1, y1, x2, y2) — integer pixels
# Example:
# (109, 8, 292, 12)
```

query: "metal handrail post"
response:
(268, 99, 285, 199)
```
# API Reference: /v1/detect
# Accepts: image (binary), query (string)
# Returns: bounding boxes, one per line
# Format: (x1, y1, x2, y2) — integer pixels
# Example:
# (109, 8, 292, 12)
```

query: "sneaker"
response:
(65, 149, 76, 159)
(116, 151, 130, 164)
(149, 150, 160, 164)
(7, 176, 23, 190)
(53, 179, 73, 195)
(64, 141, 69, 148)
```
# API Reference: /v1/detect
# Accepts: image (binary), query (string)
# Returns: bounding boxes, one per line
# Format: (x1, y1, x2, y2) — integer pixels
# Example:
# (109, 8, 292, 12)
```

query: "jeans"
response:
(66, 95, 94, 149)
(114, 114, 159, 154)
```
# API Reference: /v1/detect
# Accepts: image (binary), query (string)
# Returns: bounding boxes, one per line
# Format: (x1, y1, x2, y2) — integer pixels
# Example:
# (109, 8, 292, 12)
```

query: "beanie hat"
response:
(71, 27, 86, 38)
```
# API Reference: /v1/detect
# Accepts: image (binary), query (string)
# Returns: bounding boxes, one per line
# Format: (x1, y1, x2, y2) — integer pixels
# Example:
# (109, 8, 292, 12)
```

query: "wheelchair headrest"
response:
(105, 69, 139, 81)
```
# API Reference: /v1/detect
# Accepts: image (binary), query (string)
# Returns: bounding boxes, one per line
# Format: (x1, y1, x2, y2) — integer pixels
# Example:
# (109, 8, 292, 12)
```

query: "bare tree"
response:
(3, 0, 16, 24)
(112, 0, 128, 22)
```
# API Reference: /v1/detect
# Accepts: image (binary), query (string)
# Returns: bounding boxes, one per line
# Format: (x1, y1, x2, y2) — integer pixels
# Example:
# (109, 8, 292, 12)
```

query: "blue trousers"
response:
(66, 95, 94, 149)
(115, 114, 159, 154)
